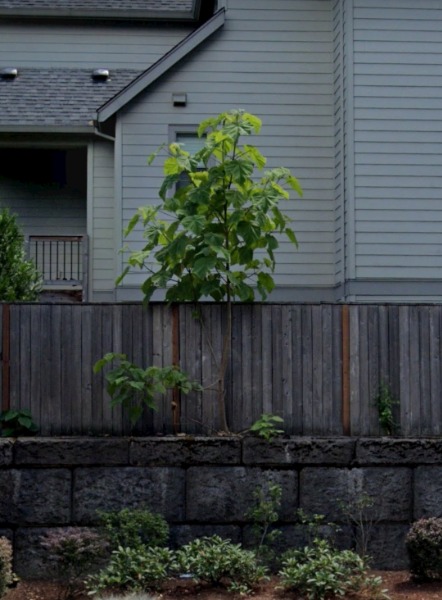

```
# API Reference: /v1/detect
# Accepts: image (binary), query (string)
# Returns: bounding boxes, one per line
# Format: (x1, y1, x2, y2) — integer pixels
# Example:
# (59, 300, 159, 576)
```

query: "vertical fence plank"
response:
(271, 305, 283, 425)
(321, 305, 333, 435)
(280, 305, 293, 432)
(399, 306, 411, 436)
(367, 306, 380, 435)
(179, 305, 203, 433)
(419, 307, 432, 436)
(332, 305, 343, 435)
(409, 306, 421, 435)
(250, 304, 264, 427)
(311, 306, 323, 435)
(302, 305, 313, 435)
(80, 304, 93, 435)
(290, 305, 304, 435)
(261, 305, 273, 416)
(349, 305, 360, 435)
(429, 306, 442, 436)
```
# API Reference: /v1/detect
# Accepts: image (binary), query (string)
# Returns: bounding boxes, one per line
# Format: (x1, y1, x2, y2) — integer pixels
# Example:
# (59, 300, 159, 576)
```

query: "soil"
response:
(4, 573, 442, 600)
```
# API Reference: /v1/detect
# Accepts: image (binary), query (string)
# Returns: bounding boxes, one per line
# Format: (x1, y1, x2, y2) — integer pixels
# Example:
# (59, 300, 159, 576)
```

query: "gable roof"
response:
(0, 0, 201, 22)
(96, 7, 225, 123)
(0, 6, 224, 133)
(0, 68, 142, 132)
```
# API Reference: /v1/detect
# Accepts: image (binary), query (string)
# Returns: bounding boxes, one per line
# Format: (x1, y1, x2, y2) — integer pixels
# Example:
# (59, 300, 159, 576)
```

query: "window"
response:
(175, 132, 206, 190)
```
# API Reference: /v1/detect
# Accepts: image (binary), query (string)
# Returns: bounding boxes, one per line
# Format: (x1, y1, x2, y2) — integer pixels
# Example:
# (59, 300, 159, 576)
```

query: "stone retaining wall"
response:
(1, 436, 442, 576)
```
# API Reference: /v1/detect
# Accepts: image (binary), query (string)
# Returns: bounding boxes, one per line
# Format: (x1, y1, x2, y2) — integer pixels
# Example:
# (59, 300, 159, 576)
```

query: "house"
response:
(0, 0, 441, 302)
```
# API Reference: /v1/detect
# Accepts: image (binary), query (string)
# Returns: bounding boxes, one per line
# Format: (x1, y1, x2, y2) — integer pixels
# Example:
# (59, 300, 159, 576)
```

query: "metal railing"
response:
(28, 235, 88, 290)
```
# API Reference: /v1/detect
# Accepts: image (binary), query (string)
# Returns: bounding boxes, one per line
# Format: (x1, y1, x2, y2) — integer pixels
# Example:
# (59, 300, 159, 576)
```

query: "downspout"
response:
(93, 125, 115, 142)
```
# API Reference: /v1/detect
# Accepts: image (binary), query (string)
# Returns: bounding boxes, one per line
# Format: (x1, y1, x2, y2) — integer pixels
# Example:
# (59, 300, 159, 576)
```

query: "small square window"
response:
(175, 132, 206, 190)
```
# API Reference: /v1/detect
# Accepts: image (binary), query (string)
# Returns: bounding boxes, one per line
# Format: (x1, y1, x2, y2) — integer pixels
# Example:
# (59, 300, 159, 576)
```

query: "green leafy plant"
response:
(0, 409, 38, 437)
(279, 538, 389, 600)
(96, 593, 156, 600)
(0, 208, 42, 301)
(41, 528, 107, 600)
(93, 353, 202, 426)
(87, 546, 177, 595)
(295, 509, 339, 546)
(0, 537, 14, 598)
(118, 109, 302, 432)
(250, 414, 284, 441)
(98, 508, 169, 552)
(338, 491, 377, 560)
(406, 517, 442, 581)
(245, 483, 282, 565)
(374, 381, 399, 435)
(176, 535, 267, 594)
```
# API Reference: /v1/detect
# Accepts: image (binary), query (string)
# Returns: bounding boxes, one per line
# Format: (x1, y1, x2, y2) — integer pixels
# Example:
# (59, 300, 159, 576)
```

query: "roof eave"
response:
(0, 124, 96, 134)
(0, 4, 200, 22)
(96, 7, 225, 124)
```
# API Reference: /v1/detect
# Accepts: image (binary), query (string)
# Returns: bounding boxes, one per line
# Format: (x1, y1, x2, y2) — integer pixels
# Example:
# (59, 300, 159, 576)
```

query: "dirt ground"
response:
(4, 572, 442, 600)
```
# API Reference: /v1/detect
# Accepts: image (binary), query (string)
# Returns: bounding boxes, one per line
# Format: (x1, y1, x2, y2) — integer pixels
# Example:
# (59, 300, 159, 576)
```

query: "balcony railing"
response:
(28, 235, 88, 299)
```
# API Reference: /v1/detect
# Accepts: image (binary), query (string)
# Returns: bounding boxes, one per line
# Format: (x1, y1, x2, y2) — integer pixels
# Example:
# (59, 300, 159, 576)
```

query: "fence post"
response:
(342, 304, 350, 435)
(1, 304, 10, 411)
(172, 304, 180, 434)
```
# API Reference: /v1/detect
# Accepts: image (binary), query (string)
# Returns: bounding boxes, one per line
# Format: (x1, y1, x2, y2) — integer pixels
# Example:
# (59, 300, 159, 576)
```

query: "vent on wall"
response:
(1, 68, 18, 80)
(92, 69, 110, 81)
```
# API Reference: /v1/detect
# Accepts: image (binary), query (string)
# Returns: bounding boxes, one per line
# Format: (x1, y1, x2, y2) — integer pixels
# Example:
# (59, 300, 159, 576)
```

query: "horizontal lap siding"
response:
(0, 23, 192, 68)
(120, 0, 336, 292)
(353, 0, 442, 280)
(91, 140, 115, 293)
(333, 0, 344, 285)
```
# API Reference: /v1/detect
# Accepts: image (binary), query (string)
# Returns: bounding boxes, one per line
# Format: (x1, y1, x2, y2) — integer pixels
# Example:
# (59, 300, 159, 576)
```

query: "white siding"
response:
(119, 0, 336, 292)
(0, 22, 193, 68)
(91, 140, 115, 293)
(353, 0, 442, 280)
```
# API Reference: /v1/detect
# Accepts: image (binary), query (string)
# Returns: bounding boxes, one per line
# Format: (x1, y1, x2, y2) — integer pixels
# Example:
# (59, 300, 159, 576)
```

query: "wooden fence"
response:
(0, 303, 441, 436)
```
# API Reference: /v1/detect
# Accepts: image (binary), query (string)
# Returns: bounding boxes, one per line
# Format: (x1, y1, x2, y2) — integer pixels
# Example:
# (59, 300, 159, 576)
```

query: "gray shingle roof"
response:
(0, 68, 142, 128)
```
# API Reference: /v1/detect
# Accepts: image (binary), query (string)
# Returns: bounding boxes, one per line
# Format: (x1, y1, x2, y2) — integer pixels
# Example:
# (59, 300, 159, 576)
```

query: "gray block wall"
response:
(1, 436, 442, 576)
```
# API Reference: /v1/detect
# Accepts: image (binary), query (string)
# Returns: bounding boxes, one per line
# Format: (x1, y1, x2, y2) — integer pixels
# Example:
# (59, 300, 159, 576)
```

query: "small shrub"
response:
(338, 491, 377, 560)
(87, 546, 176, 595)
(176, 535, 267, 594)
(250, 414, 284, 441)
(93, 353, 201, 426)
(0, 409, 38, 437)
(406, 517, 442, 581)
(279, 538, 389, 600)
(41, 528, 107, 600)
(0, 208, 42, 301)
(98, 508, 169, 552)
(245, 483, 282, 567)
(374, 382, 399, 435)
(0, 537, 13, 597)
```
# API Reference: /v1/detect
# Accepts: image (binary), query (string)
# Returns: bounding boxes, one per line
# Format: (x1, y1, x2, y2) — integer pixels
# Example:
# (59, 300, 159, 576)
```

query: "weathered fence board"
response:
(2, 302, 442, 436)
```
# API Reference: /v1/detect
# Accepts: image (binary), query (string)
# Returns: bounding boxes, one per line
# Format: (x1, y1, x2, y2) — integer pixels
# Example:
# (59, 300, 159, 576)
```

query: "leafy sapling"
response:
(374, 382, 399, 435)
(119, 109, 302, 432)
(250, 413, 284, 441)
(245, 483, 282, 566)
(93, 353, 202, 426)
(0, 409, 38, 437)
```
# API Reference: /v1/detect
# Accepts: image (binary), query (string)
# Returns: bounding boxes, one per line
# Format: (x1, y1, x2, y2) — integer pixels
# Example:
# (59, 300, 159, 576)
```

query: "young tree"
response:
(0, 209, 42, 301)
(119, 110, 302, 432)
